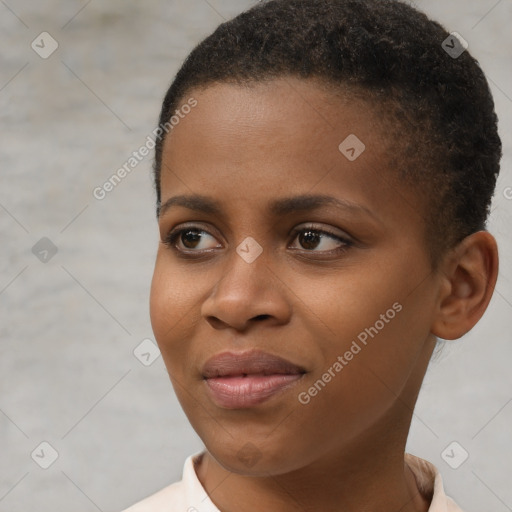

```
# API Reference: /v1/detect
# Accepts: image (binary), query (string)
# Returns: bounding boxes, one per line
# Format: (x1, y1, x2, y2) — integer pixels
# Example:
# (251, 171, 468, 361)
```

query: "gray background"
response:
(0, 0, 511, 511)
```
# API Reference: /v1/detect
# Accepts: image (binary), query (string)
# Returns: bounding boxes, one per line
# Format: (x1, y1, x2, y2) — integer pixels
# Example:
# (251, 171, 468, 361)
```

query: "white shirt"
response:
(121, 451, 464, 512)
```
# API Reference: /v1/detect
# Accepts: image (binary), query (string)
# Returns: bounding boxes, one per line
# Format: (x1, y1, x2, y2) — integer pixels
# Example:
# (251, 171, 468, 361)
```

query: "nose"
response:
(200, 252, 291, 332)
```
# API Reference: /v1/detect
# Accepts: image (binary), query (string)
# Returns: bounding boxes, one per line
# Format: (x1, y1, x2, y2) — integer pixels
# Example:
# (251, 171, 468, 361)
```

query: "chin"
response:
(206, 441, 303, 477)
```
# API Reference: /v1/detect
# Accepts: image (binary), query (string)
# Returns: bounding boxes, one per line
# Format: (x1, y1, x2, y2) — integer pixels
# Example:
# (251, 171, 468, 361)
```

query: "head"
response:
(149, 0, 500, 476)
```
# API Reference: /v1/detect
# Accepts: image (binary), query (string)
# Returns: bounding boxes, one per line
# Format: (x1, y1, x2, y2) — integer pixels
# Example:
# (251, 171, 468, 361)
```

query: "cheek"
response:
(289, 264, 401, 358)
(300, 265, 431, 405)
(149, 254, 201, 360)
(290, 308, 426, 455)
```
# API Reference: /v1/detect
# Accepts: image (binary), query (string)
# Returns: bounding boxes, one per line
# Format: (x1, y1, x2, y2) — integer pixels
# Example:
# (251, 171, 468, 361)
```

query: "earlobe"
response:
(431, 231, 499, 341)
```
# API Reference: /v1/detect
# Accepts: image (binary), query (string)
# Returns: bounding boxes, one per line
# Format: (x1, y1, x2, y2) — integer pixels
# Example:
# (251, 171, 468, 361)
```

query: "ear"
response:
(431, 231, 499, 340)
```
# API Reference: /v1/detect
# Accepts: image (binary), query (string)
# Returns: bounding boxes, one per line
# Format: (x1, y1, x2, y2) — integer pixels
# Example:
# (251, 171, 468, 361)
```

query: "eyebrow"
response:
(158, 193, 379, 222)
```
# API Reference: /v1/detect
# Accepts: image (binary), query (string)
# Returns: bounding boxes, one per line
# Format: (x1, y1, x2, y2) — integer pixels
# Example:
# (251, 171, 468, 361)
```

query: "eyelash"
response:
(162, 224, 353, 257)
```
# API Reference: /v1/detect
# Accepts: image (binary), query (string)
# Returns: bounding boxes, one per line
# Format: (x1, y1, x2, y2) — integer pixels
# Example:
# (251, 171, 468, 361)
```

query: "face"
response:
(150, 78, 440, 476)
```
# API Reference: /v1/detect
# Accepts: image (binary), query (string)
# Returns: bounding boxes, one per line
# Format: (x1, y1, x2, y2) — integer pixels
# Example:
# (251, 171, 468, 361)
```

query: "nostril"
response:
(254, 314, 270, 321)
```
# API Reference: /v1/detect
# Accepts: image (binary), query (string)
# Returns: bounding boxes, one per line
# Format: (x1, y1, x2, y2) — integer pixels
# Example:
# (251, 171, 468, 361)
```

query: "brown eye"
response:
(290, 227, 352, 253)
(178, 229, 203, 249)
(163, 224, 353, 257)
(164, 227, 219, 251)
(297, 230, 322, 250)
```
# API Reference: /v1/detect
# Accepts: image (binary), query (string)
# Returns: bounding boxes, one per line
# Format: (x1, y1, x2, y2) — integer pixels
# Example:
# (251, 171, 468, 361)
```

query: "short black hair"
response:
(153, 0, 501, 271)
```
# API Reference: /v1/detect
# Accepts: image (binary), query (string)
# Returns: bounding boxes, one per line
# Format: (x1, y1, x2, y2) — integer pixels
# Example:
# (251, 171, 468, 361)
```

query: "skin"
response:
(149, 77, 499, 512)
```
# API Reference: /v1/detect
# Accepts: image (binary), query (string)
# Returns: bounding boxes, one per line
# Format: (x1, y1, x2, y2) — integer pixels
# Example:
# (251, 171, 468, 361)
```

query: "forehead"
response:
(165, 79, 389, 165)
(160, 78, 423, 233)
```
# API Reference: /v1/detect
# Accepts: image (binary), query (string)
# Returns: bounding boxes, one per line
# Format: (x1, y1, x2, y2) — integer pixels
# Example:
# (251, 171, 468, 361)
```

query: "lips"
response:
(202, 350, 306, 409)
(202, 350, 306, 379)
